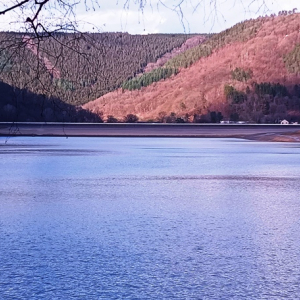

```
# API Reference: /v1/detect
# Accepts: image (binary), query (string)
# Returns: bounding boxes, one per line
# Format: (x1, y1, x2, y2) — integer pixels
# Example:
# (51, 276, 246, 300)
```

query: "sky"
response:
(74, 0, 299, 34)
(0, 0, 299, 34)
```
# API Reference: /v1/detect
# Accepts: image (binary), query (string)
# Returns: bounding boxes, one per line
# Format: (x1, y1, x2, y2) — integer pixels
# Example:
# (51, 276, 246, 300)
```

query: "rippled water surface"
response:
(1, 137, 300, 299)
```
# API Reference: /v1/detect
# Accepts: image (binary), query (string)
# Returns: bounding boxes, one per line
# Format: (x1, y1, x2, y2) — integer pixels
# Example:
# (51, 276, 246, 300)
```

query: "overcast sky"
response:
(0, 0, 299, 34)
(74, 0, 299, 34)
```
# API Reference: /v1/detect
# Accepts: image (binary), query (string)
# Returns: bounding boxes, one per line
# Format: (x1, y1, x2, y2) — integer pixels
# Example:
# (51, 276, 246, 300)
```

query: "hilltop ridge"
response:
(84, 13, 300, 123)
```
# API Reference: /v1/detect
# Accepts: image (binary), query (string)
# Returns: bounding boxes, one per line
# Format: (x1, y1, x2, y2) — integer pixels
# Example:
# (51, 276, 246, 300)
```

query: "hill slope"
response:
(83, 13, 300, 123)
(0, 32, 200, 107)
(0, 81, 101, 122)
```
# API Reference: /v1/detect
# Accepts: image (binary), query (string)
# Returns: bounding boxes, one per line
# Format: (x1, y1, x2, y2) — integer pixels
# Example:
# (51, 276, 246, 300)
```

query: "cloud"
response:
(74, 0, 300, 34)
(74, 7, 168, 34)
(0, 0, 299, 34)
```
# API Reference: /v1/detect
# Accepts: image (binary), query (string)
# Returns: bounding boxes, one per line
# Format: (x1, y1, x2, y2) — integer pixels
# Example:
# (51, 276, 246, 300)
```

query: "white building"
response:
(280, 119, 289, 125)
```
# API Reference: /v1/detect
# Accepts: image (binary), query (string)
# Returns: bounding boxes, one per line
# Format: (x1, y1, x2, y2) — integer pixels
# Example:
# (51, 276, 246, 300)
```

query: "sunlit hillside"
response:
(84, 13, 300, 123)
(0, 32, 207, 121)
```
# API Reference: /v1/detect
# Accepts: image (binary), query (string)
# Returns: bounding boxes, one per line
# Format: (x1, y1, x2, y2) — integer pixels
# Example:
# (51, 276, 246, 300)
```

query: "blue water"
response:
(1, 137, 300, 299)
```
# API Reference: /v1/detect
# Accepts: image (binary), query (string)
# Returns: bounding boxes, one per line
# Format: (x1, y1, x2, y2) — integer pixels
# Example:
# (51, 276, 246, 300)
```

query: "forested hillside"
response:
(0, 81, 101, 122)
(84, 12, 300, 123)
(2, 12, 300, 124)
(0, 32, 207, 122)
(0, 32, 196, 107)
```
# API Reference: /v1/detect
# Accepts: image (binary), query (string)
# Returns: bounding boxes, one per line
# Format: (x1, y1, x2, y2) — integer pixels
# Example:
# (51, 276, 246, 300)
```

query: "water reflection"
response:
(1, 137, 300, 299)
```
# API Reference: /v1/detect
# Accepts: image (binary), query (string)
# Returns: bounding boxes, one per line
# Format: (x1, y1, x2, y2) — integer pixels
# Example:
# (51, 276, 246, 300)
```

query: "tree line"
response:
(224, 82, 300, 123)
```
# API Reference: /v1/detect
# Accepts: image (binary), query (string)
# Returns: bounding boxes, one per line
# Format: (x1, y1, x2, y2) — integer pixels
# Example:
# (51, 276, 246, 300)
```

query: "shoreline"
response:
(1, 122, 300, 142)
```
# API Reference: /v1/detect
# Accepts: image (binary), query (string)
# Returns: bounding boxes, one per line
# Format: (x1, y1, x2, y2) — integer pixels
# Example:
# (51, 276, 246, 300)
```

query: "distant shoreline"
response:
(1, 122, 300, 142)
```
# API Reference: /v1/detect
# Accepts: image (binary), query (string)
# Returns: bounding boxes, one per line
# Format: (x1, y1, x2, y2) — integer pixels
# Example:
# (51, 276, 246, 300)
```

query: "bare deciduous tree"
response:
(0, 0, 275, 37)
(0, 0, 101, 38)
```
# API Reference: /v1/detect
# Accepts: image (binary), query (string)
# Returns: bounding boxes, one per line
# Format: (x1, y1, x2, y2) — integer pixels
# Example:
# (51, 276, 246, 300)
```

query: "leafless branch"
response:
(0, 0, 31, 15)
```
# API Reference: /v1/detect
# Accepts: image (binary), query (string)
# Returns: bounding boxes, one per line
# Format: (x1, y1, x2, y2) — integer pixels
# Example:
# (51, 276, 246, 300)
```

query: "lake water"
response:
(1, 137, 300, 299)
